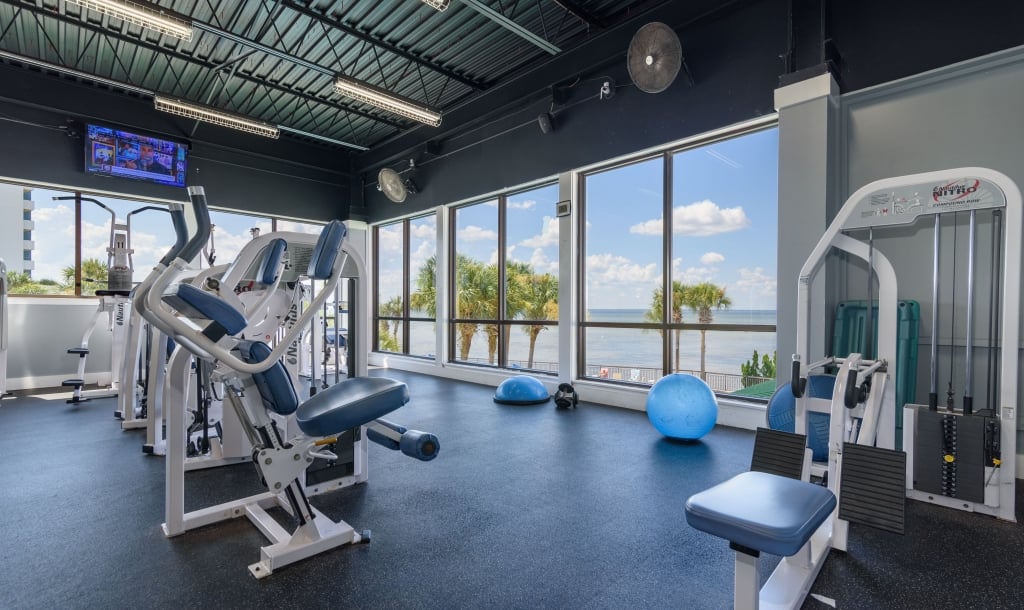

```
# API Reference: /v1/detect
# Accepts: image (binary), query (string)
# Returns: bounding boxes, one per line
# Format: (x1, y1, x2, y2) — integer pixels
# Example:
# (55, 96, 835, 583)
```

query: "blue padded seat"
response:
(295, 377, 409, 437)
(238, 341, 300, 416)
(308, 220, 347, 280)
(164, 283, 247, 336)
(256, 238, 287, 286)
(685, 471, 837, 557)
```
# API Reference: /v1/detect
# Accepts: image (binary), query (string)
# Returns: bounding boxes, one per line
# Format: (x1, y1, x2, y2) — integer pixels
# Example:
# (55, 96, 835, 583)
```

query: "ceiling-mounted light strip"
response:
(419, 0, 451, 11)
(154, 96, 279, 138)
(334, 76, 442, 127)
(64, 0, 193, 41)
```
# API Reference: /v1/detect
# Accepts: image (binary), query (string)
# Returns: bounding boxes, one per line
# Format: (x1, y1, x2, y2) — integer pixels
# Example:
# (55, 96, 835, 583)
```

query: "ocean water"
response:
(405, 309, 777, 377)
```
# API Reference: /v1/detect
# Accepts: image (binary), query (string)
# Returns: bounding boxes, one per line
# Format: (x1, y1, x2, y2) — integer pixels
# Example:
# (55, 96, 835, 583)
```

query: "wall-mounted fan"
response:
(627, 22, 683, 94)
(378, 167, 408, 203)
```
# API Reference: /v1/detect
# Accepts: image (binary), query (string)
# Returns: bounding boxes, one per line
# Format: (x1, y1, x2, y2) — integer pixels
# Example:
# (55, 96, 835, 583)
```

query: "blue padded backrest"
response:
(307, 220, 347, 280)
(164, 283, 247, 335)
(256, 238, 287, 286)
(237, 340, 300, 416)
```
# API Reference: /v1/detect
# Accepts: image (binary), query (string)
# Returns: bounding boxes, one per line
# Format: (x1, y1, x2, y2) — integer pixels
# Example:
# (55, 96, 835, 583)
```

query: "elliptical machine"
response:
(57, 196, 166, 405)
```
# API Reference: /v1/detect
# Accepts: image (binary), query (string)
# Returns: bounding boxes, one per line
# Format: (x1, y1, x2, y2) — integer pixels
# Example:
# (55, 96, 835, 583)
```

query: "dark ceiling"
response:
(0, 0, 693, 156)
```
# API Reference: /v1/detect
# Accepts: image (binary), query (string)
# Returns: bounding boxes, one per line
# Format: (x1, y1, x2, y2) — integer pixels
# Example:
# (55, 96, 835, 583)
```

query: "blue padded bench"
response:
(237, 340, 410, 438)
(685, 471, 837, 610)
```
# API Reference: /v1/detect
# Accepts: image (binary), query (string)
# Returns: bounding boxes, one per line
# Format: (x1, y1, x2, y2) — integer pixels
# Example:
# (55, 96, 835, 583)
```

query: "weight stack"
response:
(911, 406, 1000, 503)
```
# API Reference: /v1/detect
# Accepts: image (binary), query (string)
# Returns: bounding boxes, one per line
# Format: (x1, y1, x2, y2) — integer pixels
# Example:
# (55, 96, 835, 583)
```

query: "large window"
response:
(1, 180, 326, 298)
(580, 127, 778, 396)
(373, 213, 437, 358)
(450, 183, 560, 372)
(79, 194, 179, 296)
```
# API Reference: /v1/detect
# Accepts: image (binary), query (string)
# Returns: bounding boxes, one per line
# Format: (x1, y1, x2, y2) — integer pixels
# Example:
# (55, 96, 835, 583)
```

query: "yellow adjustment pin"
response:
(943, 454, 955, 463)
(314, 437, 338, 446)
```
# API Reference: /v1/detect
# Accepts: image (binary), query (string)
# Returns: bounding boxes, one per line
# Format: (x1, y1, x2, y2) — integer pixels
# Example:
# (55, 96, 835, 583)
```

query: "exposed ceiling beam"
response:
(458, 0, 561, 55)
(551, 0, 608, 29)
(3, 0, 406, 129)
(278, 0, 488, 92)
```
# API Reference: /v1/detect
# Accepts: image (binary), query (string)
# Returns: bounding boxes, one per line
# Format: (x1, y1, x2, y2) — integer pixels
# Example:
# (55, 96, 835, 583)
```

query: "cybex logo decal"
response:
(932, 179, 979, 202)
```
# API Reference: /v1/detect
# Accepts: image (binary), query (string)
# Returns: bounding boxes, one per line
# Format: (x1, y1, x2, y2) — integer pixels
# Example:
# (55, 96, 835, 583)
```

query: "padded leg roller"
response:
(367, 419, 440, 462)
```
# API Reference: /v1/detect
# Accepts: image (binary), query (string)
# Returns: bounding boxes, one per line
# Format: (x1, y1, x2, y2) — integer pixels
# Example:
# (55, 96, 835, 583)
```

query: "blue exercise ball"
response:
(646, 374, 718, 440)
(494, 375, 550, 405)
(766, 374, 834, 461)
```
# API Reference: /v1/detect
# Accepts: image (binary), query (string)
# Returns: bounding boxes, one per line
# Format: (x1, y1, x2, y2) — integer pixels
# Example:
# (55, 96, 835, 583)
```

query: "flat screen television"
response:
(85, 123, 187, 188)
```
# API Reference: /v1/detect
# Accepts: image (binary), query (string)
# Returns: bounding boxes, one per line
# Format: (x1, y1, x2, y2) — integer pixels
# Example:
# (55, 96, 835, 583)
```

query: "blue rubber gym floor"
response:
(1, 369, 1022, 608)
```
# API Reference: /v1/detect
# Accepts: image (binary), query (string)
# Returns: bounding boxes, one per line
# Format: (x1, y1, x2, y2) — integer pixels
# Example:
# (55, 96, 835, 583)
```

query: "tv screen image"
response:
(85, 124, 187, 188)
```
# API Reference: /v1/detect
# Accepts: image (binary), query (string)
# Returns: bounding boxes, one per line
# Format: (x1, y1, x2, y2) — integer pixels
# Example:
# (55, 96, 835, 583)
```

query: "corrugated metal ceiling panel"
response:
(0, 0, 652, 149)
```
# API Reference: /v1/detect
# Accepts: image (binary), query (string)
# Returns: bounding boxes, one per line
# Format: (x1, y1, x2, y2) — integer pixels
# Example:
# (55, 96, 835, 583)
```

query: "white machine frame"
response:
(736, 167, 1021, 610)
(136, 187, 366, 577)
(797, 167, 1019, 521)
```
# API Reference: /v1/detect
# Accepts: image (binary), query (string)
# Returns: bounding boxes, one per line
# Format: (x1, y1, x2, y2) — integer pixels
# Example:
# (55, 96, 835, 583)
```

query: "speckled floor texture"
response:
(1, 370, 1022, 609)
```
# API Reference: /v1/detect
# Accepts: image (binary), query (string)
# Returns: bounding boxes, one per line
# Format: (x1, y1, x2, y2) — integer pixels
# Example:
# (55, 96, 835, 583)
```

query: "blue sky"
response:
(446, 128, 778, 311)
(586, 127, 778, 310)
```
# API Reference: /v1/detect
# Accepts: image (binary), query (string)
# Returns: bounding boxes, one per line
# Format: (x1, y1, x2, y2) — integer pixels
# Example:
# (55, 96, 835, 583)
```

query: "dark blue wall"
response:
(0, 62, 350, 220)
(360, 0, 1024, 222)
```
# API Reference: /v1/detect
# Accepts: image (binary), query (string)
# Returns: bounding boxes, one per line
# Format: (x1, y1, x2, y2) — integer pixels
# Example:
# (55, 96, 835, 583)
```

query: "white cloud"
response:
(629, 199, 750, 237)
(410, 219, 436, 238)
(409, 240, 435, 274)
(32, 204, 72, 222)
(276, 219, 323, 234)
(458, 225, 498, 242)
(507, 198, 537, 210)
(679, 266, 716, 283)
(700, 251, 725, 265)
(586, 253, 658, 283)
(519, 216, 559, 248)
(208, 221, 273, 264)
(734, 267, 777, 298)
(528, 248, 558, 275)
(376, 224, 403, 252)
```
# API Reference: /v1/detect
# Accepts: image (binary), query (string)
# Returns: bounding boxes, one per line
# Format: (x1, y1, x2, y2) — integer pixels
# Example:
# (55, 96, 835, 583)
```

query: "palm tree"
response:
(378, 295, 403, 352)
(644, 280, 688, 371)
(410, 255, 437, 318)
(512, 270, 559, 368)
(502, 260, 533, 364)
(451, 256, 497, 361)
(682, 282, 732, 380)
(63, 258, 109, 295)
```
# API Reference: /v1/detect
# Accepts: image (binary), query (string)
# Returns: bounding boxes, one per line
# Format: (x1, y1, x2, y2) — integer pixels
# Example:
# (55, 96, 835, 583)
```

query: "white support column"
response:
(776, 72, 841, 383)
(557, 171, 575, 382)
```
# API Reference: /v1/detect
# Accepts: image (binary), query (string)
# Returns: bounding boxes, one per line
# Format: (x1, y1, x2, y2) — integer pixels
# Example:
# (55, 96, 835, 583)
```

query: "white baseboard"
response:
(5, 372, 112, 392)
(370, 354, 767, 430)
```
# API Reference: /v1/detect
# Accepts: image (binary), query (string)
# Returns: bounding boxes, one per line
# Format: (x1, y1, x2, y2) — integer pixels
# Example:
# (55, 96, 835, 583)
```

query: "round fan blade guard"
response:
(378, 167, 407, 203)
(627, 22, 683, 94)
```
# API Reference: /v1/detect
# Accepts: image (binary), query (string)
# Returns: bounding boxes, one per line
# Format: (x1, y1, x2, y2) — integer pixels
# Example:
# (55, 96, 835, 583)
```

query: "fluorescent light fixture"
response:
(334, 76, 442, 127)
(64, 0, 193, 41)
(154, 96, 279, 139)
(419, 0, 451, 11)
